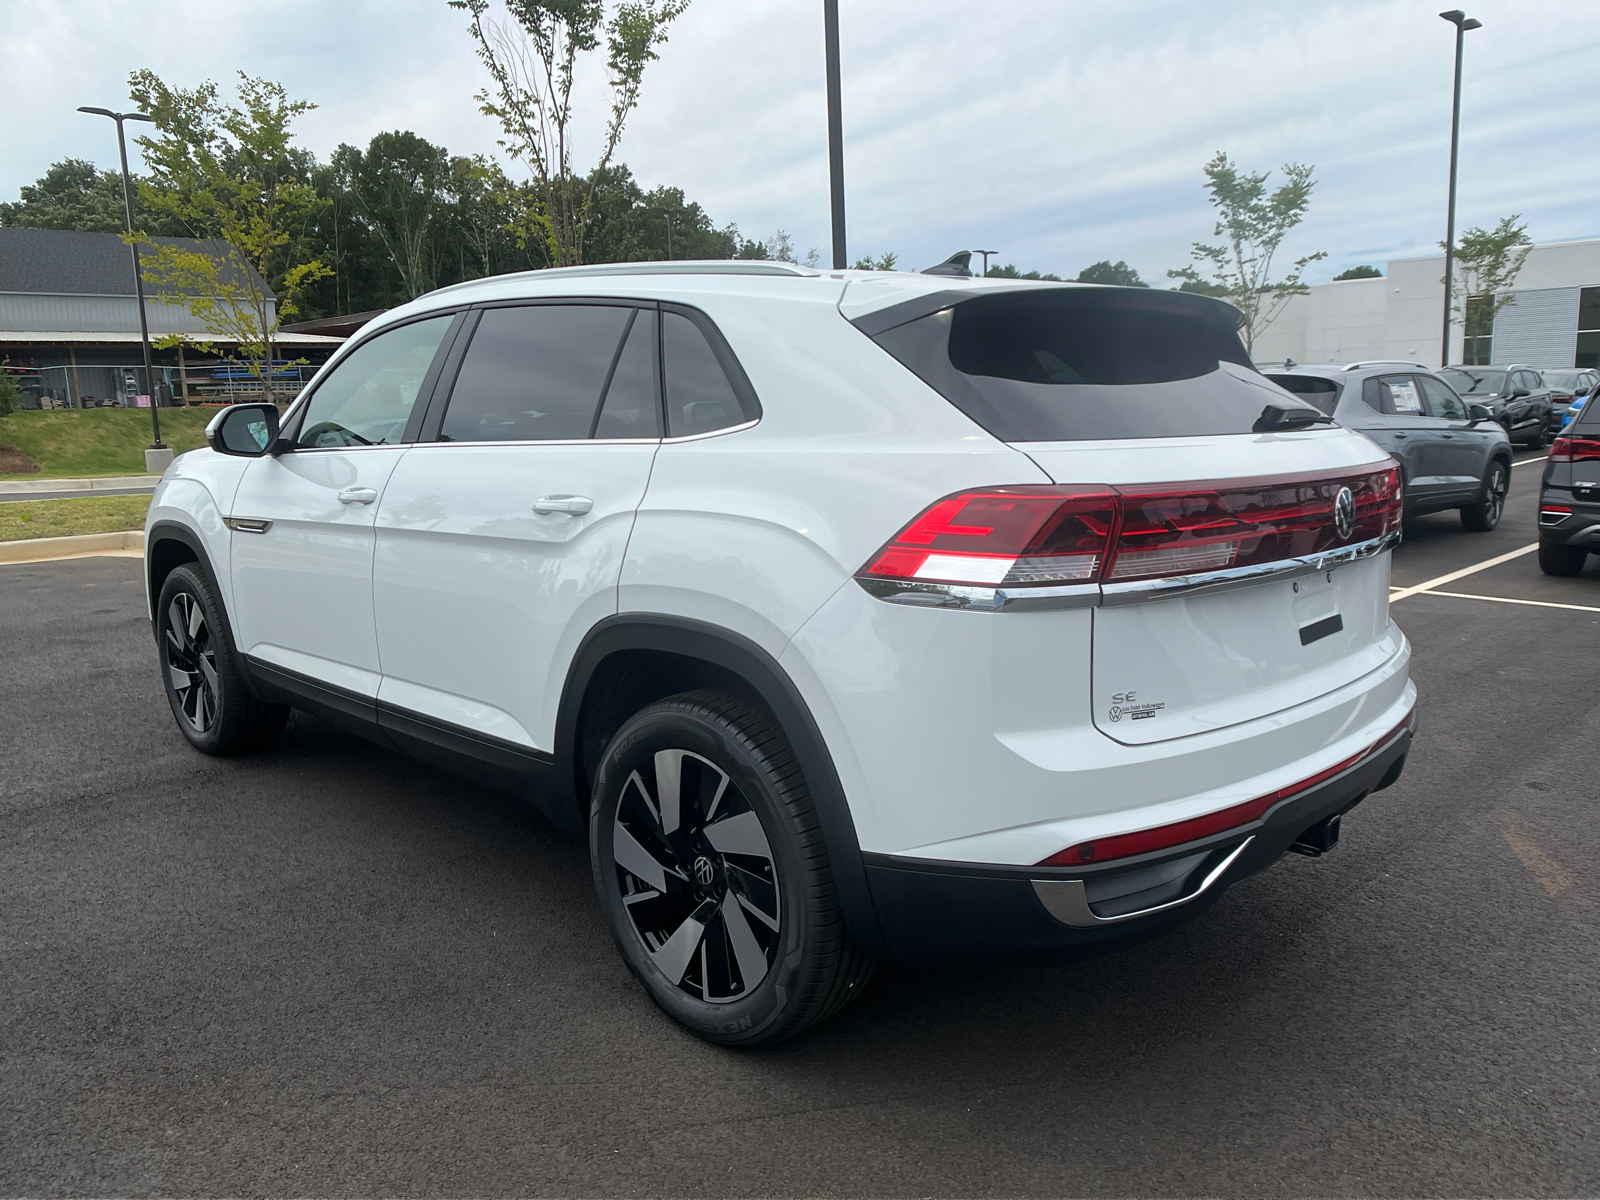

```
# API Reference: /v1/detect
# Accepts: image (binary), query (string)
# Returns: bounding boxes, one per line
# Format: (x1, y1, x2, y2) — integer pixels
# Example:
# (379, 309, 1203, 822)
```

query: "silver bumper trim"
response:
(1030, 838, 1254, 928)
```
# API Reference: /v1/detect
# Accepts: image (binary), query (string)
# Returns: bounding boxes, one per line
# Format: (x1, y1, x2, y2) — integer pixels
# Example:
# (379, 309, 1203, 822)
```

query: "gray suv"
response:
(1264, 361, 1513, 531)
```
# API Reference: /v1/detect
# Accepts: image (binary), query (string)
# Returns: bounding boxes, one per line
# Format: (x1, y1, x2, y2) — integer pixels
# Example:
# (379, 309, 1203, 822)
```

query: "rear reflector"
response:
(1037, 709, 1416, 867)
(1550, 435, 1600, 463)
(858, 467, 1401, 590)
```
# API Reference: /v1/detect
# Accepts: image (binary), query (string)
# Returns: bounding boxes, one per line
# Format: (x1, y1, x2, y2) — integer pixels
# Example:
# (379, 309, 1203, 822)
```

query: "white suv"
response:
(145, 261, 1417, 1045)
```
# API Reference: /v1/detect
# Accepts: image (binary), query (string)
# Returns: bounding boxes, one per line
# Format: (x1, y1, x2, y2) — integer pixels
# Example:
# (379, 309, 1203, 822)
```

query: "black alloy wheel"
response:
(1525, 419, 1548, 450)
(155, 564, 290, 755)
(1460, 461, 1509, 532)
(591, 689, 875, 1046)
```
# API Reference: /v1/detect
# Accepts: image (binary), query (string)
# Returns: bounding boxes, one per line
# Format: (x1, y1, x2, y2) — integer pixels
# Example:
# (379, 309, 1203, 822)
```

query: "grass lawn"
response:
(0, 495, 152, 541)
(0, 408, 216, 479)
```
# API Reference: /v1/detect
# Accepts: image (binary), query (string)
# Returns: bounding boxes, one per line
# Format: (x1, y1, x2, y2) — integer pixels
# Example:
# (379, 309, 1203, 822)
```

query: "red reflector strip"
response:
(1037, 709, 1416, 867)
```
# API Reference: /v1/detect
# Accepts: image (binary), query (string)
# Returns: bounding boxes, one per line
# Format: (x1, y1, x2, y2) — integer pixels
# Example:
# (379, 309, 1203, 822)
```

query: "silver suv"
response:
(1265, 361, 1513, 531)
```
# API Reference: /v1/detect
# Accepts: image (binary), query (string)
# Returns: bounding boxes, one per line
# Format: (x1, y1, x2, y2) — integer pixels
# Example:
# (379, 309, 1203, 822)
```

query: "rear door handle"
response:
(533, 494, 593, 516)
(338, 487, 379, 505)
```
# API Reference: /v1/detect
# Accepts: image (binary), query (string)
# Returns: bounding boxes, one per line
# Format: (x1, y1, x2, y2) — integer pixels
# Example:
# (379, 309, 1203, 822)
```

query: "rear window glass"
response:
(1265, 374, 1340, 415)
(1440, 368, 1507, 395)
(868, 289, 1314, 441)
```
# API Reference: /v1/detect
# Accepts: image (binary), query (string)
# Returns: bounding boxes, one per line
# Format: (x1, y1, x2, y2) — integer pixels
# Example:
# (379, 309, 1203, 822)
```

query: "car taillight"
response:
(859, 487, 1118, 587)
(858, 467, 1401, 590)
(1550, 435, 1600, 463)
(1037, 709, 1416, 867)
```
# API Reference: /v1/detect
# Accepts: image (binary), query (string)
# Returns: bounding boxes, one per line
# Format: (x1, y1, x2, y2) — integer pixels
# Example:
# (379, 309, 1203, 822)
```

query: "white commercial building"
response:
(1249, 236, 1600, 371)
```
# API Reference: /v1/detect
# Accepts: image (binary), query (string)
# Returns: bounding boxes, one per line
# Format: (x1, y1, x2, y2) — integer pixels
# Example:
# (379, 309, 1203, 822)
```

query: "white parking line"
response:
(1429, 590, 1600, 614)
(1515, 455, 1548, 467)
(1389, 543, 1539, 601)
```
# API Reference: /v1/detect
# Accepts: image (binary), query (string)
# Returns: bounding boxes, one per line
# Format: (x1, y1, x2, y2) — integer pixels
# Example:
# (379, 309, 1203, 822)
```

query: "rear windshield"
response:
(1439, 368, 1507, 394)
(868, 289, 1314, 441)
(1265, 373, 1341, 415)
(1542, 371, 1583, 390)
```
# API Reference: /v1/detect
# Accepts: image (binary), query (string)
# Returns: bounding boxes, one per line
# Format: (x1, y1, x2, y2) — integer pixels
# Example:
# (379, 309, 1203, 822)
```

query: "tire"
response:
(156, 564, 290, 755)
(1538, 540, 1588, 576)
(1524, 419, 1547, 450)
(590, 689, 876, 1046)
(1459, 460, 1508, 532)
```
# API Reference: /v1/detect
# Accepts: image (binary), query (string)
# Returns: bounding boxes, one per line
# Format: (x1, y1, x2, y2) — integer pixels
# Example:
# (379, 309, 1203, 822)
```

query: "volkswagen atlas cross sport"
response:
(144, 261, 1417, 1046)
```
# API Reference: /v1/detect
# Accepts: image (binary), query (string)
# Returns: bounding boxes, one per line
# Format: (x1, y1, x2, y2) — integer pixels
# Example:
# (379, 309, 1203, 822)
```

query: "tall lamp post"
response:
(78, 105, 166, 460)
(658, 207, 680, 260)
(975, 249, 999, 279)
(823, 0, 847, 269)
(1438, 10, 1482, 368)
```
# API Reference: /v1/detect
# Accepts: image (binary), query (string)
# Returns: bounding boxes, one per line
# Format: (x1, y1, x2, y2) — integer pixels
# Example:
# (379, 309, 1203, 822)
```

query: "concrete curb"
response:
(0, 530, 145, 564)
(0, 475, 163, 495)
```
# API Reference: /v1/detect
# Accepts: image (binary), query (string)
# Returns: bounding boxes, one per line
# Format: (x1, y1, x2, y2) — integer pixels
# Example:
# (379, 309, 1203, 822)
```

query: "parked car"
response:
(1264, 361, 1513, 530)
(1565, 394, 1590, 429)
(1537, 368, 1599, 429)
(1538, 397, 1600, 575)
(145, 265, 1416, 1045)
(1437, 365, 1555, 448)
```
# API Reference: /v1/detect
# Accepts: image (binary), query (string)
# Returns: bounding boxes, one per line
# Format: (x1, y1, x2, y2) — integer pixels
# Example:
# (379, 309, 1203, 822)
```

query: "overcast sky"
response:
(6, 0, 1598, 285)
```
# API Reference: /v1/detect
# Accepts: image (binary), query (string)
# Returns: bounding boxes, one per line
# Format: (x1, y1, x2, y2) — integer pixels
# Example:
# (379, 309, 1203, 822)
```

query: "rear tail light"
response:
(858, 467, 1401, 590)
(1037, 708, 1416, 867)
(1550, 435, 1600, 463)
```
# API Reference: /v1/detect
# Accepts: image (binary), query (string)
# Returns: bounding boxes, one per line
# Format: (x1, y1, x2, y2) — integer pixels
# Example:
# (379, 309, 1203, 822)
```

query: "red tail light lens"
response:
(1037, 709, 1416, 867)
(860, 487, 1118, 587)
(1550, 435, 1600, 463)
(859, 467, 1401, 590)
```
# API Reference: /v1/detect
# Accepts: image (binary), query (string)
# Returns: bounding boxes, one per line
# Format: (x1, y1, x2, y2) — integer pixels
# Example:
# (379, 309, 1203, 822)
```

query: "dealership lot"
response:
(2, 455, 1596, 1197)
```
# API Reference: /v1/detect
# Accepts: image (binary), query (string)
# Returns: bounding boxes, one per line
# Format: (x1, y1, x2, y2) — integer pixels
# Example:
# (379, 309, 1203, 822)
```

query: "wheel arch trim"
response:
(554, 614, 888, 956)
(146, 519, 221, 625)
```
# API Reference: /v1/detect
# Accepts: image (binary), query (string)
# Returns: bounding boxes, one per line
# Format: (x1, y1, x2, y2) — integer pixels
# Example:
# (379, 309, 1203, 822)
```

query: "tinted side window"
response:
(1419, 375, 1468, 420)
(594, 310, 660, 439)
(441, 305, 633, 443)
(1360, 377, 1390, 414)
(1265, 374, 1339, 415)
(661, 310, 755, 436)
(295, 315, 454, 448)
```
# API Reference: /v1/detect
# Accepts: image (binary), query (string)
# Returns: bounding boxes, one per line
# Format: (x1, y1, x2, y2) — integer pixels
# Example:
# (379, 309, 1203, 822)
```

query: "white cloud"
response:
(5, 0, 1597, 284)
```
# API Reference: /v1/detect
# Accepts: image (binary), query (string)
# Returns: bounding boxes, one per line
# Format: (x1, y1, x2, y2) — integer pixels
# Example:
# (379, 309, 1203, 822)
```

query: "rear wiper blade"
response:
(1254, 404, 1334, 432)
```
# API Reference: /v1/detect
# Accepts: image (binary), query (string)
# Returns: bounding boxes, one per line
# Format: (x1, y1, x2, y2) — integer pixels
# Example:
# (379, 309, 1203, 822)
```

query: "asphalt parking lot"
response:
(3, 453, 1597, 1198)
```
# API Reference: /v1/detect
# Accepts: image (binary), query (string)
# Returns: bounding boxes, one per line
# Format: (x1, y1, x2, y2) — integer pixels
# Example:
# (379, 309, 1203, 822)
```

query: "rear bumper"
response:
(862, 722, 1413, 963)
(1538, 499, 1600, 547)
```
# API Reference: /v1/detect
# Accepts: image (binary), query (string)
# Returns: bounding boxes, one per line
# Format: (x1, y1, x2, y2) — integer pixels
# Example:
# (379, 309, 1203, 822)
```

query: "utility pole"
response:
(659, 208, 678, 260)
(78, 105, 166, 458)
(1438, 10, 1482, 368)
(823, 0, 847, 269)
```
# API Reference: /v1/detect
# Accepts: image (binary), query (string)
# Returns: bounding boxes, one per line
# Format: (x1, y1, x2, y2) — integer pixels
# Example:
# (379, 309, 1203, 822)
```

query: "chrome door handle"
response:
(338, 487, 379, 505)
(533, 495, 593, 516)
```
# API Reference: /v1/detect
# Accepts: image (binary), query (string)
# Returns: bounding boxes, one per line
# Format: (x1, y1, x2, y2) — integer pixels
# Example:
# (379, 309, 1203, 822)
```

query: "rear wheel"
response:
(156, 564, 289, 754)
(1460, 460, 1508, 531)
(1538, 540, 1588, 576)
(1524, 419, 1548, 450)
(590, 689, 875, 1046)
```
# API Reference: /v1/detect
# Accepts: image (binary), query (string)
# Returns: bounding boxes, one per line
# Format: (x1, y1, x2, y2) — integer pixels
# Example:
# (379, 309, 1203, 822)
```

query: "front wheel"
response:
(156, 564, 290, 754)
(1460, 460, 1508, 531)
(1538, 540, 1588, 576)
(590, 689, 875, 1046)
(1524, 419, 1548, 450)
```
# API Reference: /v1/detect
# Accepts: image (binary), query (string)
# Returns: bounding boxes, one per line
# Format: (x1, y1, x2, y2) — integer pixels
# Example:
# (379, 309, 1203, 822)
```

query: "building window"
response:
(1577, 287, 1600, 369)
(1462, 294, 1493, 365)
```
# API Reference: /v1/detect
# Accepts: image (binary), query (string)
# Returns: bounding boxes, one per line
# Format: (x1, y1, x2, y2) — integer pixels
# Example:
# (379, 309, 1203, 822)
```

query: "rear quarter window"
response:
(865, 288, 1315, 441)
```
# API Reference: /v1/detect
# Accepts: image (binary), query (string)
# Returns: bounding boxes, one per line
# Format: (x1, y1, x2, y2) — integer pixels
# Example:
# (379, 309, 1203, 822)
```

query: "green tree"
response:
(986, 263, 1063, 281)
(1444, 215, 1532, 359)
(0, 159, 186, 234)
(1333, 264, 1382, 280)
(450, 0, 691, 267)
(336, 131, 454, 299)
(852, 252, 898, 271)
(127, 71, 332, 402)
(1075, 259, 1144, 286)
(0, 363, 19, 417)
(1168, 151, 1327, 353)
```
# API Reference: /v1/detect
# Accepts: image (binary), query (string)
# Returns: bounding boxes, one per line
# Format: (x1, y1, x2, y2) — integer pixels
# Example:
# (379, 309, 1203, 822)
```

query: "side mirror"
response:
(206, 402, 280, 457)
(1511, 387, 1531, 399)
(1466, 402, 1492, 426)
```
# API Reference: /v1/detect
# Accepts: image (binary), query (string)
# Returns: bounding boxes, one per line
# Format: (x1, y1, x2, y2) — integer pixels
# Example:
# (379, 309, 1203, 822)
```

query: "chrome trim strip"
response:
(854, 578, 1101, 612)
(223, 518, 271, 534)
(1031, 837, 1253, 928)
(1099, 529, 1400, 605)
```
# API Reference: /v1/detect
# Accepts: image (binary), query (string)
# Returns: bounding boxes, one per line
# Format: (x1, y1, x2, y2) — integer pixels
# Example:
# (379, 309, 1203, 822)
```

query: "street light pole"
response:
(78, 105, 163, 449)
(659, 208, 677, 260)
(823, 0, 847, 269)
(975, 250, 999, 279)
(1438, 10, 1482, 368)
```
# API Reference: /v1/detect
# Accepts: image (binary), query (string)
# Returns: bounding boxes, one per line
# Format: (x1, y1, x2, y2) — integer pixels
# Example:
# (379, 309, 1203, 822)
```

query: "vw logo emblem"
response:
(692, 855, 717, 886)
(1333, 486, 1356, 540)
